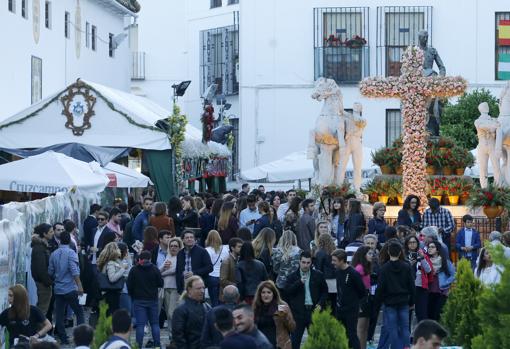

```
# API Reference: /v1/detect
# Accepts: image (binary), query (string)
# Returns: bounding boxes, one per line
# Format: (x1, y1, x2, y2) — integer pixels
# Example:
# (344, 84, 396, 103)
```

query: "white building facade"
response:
(134, 0, 510, 178)
(0, 0, 138, 119)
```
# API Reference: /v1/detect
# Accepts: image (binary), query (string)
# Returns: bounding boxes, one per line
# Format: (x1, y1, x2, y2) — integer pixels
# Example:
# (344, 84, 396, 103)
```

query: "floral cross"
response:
(360, 46, 467, 208)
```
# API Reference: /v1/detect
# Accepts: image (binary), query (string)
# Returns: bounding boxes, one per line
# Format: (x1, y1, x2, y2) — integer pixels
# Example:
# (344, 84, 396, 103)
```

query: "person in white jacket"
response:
(476, 247, 502, 286)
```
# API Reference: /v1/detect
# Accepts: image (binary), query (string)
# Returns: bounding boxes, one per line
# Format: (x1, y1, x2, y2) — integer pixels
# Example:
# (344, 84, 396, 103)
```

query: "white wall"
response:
(134, 0, 510, 176)
(133, 0, 240, 126)
(0, 0, 132, 119)
(239, 0, 510, 171)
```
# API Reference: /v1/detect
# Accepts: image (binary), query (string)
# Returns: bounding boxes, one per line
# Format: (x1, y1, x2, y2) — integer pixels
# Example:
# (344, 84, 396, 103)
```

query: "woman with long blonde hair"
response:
(271, 230, 301, 291)
(97, 242, 126, 315)
(205, 230, 229, 306)
(310, 220, 331, 257)
(0, 284, 52, 346)
(217, 202, 239, 245)
(253, 280, 295, 349)
(252, 227, 276, 278)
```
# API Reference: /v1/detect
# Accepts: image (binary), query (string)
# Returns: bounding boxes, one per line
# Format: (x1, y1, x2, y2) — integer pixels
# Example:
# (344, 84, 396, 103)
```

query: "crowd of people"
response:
(3, 184, 510, 349)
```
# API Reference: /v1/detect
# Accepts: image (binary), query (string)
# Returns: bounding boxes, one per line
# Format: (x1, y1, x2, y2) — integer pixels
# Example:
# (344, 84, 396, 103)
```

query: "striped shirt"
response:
(346, 241, 364, 264)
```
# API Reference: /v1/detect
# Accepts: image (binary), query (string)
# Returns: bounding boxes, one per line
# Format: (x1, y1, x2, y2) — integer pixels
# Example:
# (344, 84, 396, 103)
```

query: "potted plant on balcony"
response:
(345, 35, 367, 49)
(466, 183, 510, 218)
(324, 34, 341, 47)
(371, 148, 392, 174)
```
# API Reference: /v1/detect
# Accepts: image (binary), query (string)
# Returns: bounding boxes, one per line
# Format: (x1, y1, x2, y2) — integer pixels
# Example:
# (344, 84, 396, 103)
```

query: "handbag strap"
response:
(212, 246, 223, 267)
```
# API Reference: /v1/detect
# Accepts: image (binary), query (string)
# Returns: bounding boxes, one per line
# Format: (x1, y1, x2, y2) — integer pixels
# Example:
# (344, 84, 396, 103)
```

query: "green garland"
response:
(222, 116, 235, 151)
(168, 104, 187, 184)
(0, 80, 166, 134)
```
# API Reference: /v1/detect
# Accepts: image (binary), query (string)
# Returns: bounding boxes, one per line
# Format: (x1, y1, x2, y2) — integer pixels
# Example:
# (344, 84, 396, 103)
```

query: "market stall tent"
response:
(102, 162, 153, 188)
(240, 147, 377, 182)
(0, 79, 229, 200)
(0, 151, 109, 194)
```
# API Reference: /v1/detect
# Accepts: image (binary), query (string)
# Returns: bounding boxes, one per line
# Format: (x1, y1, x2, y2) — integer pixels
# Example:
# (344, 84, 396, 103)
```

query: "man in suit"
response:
(175, 230, 213, 294)
(455, 214, 482, 270)
(285, 251, 328, 349)
(90, 211, 116, 265)
(82, 203, 101, 249)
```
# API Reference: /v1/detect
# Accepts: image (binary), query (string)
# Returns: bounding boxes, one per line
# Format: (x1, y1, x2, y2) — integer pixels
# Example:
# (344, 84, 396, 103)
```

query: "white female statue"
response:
(495, 82, 510, 186)
(308, 78, 346, 186)
(475, 102, 501, 188)
(337, 102, 366, 192)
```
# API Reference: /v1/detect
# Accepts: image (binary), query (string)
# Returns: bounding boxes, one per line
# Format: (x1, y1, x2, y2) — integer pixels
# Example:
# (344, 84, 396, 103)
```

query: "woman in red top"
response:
(352, 246, 374, 349)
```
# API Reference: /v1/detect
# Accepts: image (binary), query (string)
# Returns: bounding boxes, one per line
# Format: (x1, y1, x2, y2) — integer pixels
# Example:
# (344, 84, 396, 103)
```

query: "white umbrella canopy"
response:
(101, 162, 153, 188)
(240, 147, 376, 182)
(0, 151, 109, 194)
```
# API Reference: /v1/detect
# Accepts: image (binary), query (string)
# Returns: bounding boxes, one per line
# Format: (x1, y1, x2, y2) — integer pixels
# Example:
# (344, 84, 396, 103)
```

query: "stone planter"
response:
(483, 206, 504, 219)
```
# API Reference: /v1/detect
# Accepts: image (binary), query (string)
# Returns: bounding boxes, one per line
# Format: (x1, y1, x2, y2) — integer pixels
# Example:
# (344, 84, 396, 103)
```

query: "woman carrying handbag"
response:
(97, 242, 127, 315)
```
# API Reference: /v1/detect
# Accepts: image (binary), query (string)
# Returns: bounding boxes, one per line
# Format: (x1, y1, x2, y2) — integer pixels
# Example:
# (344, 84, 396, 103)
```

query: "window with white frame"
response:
(45, 1, 52, 29)
(91, 25, 97, 51)
(200, 24, 239, 96)
(314, 7, 370, 84)
(210, 0, 222, 8)
(386, 109, 402, 147)
(65, 12, 70, 38)
(8, 0, 16, 13)
(22, 0, 28, 18)
(376, 6, 432, 76)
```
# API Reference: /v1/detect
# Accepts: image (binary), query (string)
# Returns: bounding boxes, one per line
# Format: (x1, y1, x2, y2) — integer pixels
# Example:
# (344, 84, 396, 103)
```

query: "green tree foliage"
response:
(471, 245, 510, 349)
(302, 308, 349, 349)
(440, 89, 500, 150)
(441, 259, 483, 348)
(92, 302, 112, 349)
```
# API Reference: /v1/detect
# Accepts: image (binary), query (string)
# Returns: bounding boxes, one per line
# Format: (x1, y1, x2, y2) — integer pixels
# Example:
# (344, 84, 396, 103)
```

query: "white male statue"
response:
(495, 82, 510, 186)
(337, 102, 366, 192)
(475, 102, 501, 188)
(308, 77, 346, 186)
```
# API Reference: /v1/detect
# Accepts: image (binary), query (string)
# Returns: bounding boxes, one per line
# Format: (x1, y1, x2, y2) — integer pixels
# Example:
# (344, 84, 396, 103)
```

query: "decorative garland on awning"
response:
(168, 104, 187, 184)
(0, 79, 165, 133)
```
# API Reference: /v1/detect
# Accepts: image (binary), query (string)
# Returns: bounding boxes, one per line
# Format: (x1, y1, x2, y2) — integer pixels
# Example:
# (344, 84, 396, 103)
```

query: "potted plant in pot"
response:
(389, 178, 403, 205)
(362, 180, 379, 204)
(444, 177, 463, 205)
(388, 148, 403, 175)
(428, 177, 445, 203)
(466, 183, 510, 218)
(371, 148, 392, 174)
(374, 179, 391, 205)
(440, 148, 454, 175)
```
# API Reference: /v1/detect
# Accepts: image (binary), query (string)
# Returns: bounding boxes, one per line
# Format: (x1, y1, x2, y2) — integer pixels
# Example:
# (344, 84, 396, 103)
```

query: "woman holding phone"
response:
(253, 280, 295, 349)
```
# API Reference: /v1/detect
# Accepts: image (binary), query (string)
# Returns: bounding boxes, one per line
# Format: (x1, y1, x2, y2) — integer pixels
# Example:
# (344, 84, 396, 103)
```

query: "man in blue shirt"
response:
(48, 231, 84, 344)
(239, 195, 261, 235)
(132, 197, 153, 242)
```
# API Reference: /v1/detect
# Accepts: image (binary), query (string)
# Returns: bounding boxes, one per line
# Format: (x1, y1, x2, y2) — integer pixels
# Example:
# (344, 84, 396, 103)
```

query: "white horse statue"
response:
(495, 82, 510, 186)
(308, 77, 346, 186)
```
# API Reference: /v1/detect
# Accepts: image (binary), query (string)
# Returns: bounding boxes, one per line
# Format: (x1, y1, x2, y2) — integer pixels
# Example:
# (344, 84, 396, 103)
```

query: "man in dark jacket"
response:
(172, 276, 211, 349)
(296, 199, 315, 252)
(82, 203, 101, 248)
(31, 223, 54, 314)
(201, 285, 240, 348)
(127, 250, 164, 349)
(176, 230, 213, 294)
(376, 242, 415, 349)
(285, 251, 327, 349)
(332, 249, 367, 349)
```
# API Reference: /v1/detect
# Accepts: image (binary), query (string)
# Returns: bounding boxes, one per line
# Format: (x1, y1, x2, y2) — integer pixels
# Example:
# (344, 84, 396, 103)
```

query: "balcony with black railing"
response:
(131, 51, 145, 80)
(314, 7, 370, 84)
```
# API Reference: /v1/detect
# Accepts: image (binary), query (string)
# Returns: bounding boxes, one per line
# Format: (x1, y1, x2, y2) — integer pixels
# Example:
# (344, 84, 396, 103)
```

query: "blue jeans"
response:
(55, 291, 85, 343)
(119, 293, 132, 316)
(208, 276, 220, 307)
(133, 299, 160, 347)
(377, 305, 410, 349)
